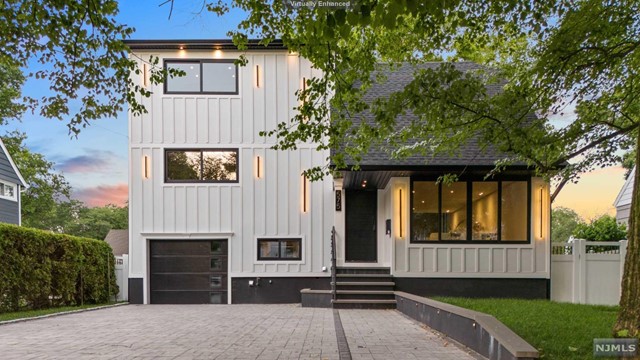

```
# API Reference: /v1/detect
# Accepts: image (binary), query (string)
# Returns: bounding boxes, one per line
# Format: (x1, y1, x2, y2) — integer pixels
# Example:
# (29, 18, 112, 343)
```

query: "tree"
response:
(551, 207, 583, 243)
(211, 0, 640, 337)
(2, 131, 74, 230)
(0, 0, 165, 134)
(573, 214, 627, 242)
(622, 149, 635, 180)
(64, 204, 128, 240)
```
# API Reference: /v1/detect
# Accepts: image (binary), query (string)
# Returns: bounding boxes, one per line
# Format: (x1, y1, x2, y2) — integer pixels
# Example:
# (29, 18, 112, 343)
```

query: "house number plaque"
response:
(335, 190, 342, 211)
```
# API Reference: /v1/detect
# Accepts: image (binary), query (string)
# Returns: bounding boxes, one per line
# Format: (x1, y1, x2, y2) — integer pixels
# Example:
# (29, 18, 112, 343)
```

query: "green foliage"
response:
(572, 214, 627, 242)
(0, 61, 25, 123)
(551, 207, 584, 242)
(0, 303, 110, 322)
(436, 297, 618, 360)
(64, 204, 128, 240)
(0, 223, 117, 313)
(621, 149, 635, 180)
(2, 131, 73, 230)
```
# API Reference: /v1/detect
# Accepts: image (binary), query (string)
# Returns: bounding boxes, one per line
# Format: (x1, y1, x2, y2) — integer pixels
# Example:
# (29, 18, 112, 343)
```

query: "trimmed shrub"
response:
(0, 224, 118, 313)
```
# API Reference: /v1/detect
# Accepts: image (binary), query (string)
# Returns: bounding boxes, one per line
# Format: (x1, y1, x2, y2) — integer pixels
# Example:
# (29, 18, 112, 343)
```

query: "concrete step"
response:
(332, 281, 395, 286)
(336, 267, 391, 275)
(335, 274, 393, 282)
(332, 299, 397, 309)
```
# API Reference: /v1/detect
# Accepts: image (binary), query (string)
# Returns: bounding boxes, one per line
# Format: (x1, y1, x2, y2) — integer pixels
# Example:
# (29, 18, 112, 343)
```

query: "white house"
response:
(0, 138, 27, 225)
(614, 166, 634, 225)
(125, 40, 552, 306)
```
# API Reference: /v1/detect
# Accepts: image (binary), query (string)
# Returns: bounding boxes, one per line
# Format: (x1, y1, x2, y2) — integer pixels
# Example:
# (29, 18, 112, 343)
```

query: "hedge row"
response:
(0, 223, 118, 312)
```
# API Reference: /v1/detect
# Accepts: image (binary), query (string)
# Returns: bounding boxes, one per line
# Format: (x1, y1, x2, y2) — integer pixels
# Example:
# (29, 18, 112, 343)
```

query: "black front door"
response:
(345, 190, 377, 262)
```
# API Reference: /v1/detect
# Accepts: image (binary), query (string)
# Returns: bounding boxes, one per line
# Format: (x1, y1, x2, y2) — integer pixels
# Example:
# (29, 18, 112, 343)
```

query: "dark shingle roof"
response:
(104, 229, 128, 256)
(332, 62, 526, 168)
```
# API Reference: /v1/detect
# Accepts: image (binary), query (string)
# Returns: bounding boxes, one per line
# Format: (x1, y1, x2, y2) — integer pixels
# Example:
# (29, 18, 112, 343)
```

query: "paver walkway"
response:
(0, 305, 477, 360)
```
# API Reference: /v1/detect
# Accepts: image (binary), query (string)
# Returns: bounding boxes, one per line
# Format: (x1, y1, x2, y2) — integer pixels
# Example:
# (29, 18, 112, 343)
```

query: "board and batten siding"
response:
(389, 177, 551, 279)
(128, 50, 334, 303)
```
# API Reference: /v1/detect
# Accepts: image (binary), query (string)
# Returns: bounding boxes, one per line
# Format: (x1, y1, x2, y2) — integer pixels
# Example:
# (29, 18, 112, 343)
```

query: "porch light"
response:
(302, 173, 309, 213)
(361, 180, 367, 188)
(255, 64, 261, 88)
(399, 188, 403, 238)
(143, 155, 150, 179)
(142, 63, 148, 87)
(213, 49, 223, 58)
(255, 156, 262, 179)
(539, 186, 544, 238)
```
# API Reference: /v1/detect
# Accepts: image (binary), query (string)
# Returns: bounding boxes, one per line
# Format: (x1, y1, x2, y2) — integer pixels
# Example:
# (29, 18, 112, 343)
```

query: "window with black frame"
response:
(257, 238, 301, 260)
(411, 179, 529, 243)
(165, 149, 238, 183)
(164, 59, 238, 94)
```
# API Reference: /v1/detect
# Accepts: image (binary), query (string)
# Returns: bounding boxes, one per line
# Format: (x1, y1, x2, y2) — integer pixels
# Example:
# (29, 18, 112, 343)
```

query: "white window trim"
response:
(0, 179, 18, 202)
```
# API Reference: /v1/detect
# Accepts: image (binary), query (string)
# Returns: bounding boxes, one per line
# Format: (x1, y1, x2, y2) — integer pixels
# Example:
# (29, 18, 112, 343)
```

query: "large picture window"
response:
(411, 179, 530, 243)
(257, 238, 302, 261)
(165, 149, 238, 183)
(164, 59, 238, 94)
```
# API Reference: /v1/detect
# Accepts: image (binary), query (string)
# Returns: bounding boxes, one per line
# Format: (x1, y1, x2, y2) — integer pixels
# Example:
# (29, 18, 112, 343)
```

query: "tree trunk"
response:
(615, 131, 640, 339)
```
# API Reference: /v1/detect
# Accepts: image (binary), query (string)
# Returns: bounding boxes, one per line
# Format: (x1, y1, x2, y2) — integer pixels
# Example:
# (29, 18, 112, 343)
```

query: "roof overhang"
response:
(123, 39, 287, 51)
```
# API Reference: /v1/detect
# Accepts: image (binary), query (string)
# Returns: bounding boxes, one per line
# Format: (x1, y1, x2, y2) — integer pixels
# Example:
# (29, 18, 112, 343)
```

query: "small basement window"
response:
(258, 238, 302, 261)
(165, 149, 238, 183)
(164, 59, 238, 94)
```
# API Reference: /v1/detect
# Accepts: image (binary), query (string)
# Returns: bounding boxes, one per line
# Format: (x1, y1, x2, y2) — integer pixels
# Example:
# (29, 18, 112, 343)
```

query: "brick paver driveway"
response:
(0, 305, 477, 360)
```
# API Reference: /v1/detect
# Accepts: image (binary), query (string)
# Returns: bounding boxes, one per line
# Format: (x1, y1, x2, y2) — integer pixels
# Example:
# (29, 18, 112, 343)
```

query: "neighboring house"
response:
(125, 40, 552, 305)
(614, 166, 634, 225)
(104, 229, 129, 256)
(0, 138, 27, 225)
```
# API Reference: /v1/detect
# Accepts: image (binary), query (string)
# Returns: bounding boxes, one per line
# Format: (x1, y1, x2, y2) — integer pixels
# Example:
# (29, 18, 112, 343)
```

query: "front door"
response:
(345, 190, 377, 262)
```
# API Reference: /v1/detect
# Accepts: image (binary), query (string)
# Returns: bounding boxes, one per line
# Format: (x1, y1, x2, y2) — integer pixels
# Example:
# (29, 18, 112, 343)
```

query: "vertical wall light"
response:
(255, 64, 261, 88)
(255, 155, 262, 179)
(142, 63, 148, 87)
(399, 188, 403, 238)
(302, 173, 308, 213)
(143, 155, 151, 179)
(539, 186, 544, 238)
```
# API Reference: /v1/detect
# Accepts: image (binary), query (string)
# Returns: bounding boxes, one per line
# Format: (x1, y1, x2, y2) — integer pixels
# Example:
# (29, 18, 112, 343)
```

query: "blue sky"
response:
(0, 1, 625, 218)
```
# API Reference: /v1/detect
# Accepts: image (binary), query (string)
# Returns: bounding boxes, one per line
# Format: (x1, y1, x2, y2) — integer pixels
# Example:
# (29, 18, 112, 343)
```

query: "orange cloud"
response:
(74, 183, 128, 207)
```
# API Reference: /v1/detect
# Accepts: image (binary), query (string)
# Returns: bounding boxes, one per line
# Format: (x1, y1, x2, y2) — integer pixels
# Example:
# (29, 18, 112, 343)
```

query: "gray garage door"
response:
(150, 240, 228, 304)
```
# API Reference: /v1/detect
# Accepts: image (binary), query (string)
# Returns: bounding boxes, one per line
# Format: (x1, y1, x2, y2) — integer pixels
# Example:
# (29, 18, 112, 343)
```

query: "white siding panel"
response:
(163, 187, 175, 233)
(506, 248, 518, 272)
(141, 148, 153, 232)
(152, 148, 163, 230)
(465, 248, 476, 272)
(185, 98, 197, 143)
(141, 96, 152, 144)
(451, 248, 463, 272)
(424, 248, 435, 272)
(493, 248, 505, 272)
(521, 248, 534, 272)
(175, 187, 186, 232)
(437, 248, 447, 272)
(220, 187, 232, 231)
(231, 99, 242, 143)
(478, 248, 491, 272)
(277, 150, 289, 234)
(196, 99, 208, 144)
(242, 56, 255, 144)
(252, 55, 264, 143)
(265, 149, 278, 235)
(174, 98, 186, 144)
(220, 98, 231, 144)
(197, 187, 209, 232)
(409, 248, 420, 272)
(208, 98, 220, 143)
(186, 187, 198, 232)
(276, 54, 288, 137)
(152, 90, 163, 143)
(209, 187, 221, 231)
(264, 55, 277, 142)
(231, 186, 242, 273)
(162, 98, 174, 143)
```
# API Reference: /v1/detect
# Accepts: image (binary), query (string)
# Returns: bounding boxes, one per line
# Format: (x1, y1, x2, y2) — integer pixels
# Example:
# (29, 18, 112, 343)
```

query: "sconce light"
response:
(302, 77, 307, 92)
(255, 64, 261, 88)
(143, 155, 150, 179)
(302, 173, 308, 213)
(399, 188, 403, 238)
(256, 155, 262, 179)
(539, 186, 544, 238)
(142, 63, 148, 87)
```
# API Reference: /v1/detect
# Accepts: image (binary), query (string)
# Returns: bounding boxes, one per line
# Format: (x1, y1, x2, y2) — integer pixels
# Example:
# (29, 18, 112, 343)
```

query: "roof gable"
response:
(0, 138, 27, 188)
(614, 166, 634, 208)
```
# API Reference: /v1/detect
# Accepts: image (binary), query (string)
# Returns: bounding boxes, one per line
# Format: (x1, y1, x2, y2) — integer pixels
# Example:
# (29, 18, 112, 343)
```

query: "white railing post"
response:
(619, 240, 627, 301)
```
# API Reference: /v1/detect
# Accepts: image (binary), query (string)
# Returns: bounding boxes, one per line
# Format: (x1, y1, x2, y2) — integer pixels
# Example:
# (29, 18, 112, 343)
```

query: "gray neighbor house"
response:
(0, 138, 26, 225)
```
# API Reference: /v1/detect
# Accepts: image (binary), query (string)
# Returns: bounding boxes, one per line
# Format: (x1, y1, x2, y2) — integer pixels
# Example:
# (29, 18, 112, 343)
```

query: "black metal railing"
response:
(330, 226, 337, 302)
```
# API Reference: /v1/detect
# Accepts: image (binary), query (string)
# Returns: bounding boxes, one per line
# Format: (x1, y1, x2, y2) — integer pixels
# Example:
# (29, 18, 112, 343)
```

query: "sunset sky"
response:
(0, 2, 627, 219)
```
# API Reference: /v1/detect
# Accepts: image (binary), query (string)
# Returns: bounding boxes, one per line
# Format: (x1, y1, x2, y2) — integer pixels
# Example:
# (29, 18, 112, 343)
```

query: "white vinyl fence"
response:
(115, 255, 129, 302)
(551, 239, 627, 306)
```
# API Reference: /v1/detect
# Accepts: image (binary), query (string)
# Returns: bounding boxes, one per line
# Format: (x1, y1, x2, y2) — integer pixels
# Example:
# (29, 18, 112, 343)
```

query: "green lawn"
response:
(434, 297, 619, 360)
(0, 303, 112, 322)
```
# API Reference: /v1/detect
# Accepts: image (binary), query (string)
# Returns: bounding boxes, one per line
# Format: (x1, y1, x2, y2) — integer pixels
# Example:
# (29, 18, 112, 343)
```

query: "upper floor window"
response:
(411, 179, 530, 243)
(164, 59, 238, 95)
(0, 180, 16, 201)
(165, 149, 238, 183)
